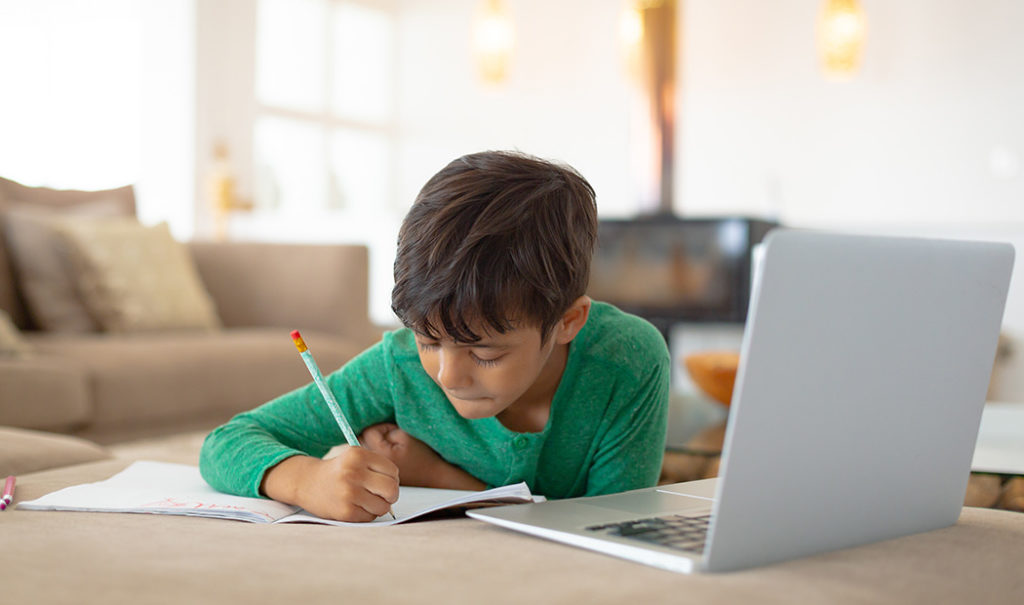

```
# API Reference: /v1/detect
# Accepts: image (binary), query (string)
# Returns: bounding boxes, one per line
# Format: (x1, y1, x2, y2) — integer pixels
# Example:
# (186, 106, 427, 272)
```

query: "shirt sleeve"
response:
(583, 354, 670, 496)
(198, 339, 397, 498)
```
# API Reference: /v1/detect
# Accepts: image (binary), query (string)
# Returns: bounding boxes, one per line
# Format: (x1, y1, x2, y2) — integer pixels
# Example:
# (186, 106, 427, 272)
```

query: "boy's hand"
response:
(359, 423, 445, 487)
(261, 448, 399, 522)
(360, 423, 487, 491)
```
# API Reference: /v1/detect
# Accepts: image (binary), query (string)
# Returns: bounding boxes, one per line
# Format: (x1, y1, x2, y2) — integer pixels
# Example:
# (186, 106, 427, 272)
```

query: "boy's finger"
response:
(355, 493, 396, 519)
(363, 471, 400, 505)
(342, 493, 389, 522)
(364, 450, 400, 479)
(359, 423, 401, 448)
(360, 425, 387, 449)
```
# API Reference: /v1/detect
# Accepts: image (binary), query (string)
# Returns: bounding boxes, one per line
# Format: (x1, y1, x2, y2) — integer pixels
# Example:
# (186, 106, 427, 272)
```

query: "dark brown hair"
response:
(392, 150, 597, 343)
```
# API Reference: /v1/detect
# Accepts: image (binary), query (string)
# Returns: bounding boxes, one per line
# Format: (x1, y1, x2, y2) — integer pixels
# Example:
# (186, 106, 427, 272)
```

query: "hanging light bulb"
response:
(620, 1, 645, 80)
(817, 0, 867, 80)
(473, 0, 514, 84)
(620, 2, 645, 49)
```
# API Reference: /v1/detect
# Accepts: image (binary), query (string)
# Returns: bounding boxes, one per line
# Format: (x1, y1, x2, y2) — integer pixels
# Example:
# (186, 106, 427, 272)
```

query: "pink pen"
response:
(1, 475, 15, 510)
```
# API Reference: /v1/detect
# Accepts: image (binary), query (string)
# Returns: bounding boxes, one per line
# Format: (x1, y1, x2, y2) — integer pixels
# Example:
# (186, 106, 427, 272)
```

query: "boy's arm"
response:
(584, 359, 671, 496)
(199, 341, 397, 501)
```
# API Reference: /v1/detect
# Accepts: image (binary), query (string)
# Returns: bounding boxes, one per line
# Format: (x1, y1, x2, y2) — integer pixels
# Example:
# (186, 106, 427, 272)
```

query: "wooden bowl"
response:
(684, 351, 740, 406)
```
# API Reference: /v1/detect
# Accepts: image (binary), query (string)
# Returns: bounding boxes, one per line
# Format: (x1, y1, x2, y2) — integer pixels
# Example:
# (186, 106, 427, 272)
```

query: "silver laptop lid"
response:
(705, 230, 1014, 572)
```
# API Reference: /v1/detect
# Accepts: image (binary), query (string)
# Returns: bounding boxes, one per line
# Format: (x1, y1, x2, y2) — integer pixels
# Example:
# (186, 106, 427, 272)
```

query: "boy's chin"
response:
(448, 397, 504, 419)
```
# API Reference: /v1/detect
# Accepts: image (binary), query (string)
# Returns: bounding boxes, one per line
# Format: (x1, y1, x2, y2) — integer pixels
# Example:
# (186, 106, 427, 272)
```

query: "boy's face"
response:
(413, 321, 565, 421)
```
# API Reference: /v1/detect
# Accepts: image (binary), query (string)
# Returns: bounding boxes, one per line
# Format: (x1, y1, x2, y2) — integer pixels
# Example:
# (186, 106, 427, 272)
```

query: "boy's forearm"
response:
(430, 459, 488, 491)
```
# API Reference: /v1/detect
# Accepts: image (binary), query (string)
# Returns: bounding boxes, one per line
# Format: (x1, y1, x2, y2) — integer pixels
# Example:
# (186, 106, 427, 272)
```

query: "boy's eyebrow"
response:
(455, 341, 509, 349)
(413, 334, 511, 349)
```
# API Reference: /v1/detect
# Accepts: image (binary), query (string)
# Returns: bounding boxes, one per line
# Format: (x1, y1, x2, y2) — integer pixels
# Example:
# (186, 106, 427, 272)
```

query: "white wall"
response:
(194, 0, 257, 239)
(393, 0, 637, 217)
(138, 1, 196, 239)
(677, 0, 1024, 223)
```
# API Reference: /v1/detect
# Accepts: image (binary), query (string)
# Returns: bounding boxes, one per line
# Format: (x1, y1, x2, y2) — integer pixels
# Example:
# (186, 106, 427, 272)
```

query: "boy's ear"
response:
(554, 296, 592, 345)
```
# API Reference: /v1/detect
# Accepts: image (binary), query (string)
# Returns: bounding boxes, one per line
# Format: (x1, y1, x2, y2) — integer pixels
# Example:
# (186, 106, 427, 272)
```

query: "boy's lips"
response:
(445, 391, 490, 402)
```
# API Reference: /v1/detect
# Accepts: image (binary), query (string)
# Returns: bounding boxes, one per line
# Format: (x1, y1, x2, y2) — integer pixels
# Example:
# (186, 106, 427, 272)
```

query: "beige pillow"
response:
(0, 177, 137, 329)
(0, 309, 29, 358)
(2, 206, 127, 332)
(58, 218, 222, 333)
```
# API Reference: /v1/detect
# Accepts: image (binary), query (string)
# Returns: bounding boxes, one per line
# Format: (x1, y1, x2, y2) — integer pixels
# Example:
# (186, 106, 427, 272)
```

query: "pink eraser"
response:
(290, 330, 301, 340)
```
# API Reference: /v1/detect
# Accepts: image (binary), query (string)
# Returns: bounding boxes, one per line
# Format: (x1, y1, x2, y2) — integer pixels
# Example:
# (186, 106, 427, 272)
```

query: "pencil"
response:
(290, 330, 396, 521)
(1, 475, 15, 511)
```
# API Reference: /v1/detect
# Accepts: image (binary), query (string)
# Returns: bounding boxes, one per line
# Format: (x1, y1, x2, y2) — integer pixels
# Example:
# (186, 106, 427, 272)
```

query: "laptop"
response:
(469, 229, 1015, 573)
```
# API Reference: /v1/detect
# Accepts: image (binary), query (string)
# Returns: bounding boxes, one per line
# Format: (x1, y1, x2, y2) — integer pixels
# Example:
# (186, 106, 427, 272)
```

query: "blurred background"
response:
(2, 0, 1023, 413)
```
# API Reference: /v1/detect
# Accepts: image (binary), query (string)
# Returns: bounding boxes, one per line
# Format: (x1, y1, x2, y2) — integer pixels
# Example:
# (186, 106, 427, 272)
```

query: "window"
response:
(0, 1, 142, 190)
(254, 0, 397, 216)
(0, 0, 193, 236)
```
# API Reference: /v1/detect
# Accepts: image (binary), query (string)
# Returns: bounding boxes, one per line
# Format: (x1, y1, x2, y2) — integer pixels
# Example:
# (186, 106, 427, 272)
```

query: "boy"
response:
(199, 151, 670, 522)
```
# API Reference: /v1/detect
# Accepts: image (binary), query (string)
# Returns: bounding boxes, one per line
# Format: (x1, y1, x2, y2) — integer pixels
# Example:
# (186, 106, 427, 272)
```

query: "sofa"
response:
(0, 177, 380, 464)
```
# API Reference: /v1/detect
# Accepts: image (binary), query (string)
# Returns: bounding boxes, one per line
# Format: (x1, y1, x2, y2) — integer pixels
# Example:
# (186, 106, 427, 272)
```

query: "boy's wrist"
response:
(260, 454, 317, 504)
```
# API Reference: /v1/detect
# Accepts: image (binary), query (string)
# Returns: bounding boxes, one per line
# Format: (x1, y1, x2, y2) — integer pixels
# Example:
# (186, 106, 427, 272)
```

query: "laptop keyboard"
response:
(584, 513, 712, 554)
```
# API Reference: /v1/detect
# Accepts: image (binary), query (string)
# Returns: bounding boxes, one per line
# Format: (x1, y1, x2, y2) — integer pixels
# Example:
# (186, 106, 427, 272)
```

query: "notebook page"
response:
(17, 460, 299, 523)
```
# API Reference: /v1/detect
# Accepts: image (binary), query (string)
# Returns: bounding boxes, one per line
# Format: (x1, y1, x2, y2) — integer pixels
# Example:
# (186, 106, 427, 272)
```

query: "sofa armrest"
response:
(0, 358, 91, 432)
(0, 426, 111, 476)
(188, 242, 379, 347)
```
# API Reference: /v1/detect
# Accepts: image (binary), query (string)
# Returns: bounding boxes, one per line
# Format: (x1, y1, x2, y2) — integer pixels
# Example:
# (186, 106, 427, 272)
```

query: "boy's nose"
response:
(436, 350, 472, 391)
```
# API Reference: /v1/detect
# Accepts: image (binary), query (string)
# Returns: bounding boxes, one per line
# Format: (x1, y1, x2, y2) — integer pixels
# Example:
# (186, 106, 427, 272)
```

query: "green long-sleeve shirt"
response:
(199, 301, 670, 499)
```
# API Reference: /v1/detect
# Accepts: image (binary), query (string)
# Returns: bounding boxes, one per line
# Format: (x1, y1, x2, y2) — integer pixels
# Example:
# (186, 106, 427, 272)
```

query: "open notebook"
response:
(17, 460, 538, 526)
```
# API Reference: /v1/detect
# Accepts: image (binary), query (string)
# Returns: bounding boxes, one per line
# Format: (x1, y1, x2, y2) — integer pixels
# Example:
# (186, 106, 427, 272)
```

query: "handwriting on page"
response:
(142, 497, 276, 522)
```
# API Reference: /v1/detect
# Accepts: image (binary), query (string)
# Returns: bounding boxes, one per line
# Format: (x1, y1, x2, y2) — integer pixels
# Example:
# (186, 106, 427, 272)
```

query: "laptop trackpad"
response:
(586, 489, 713, 516)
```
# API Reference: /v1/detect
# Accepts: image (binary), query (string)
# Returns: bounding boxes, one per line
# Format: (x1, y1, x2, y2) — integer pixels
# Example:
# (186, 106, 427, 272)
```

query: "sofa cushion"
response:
(0, 176, 136, 329)
(0, 309, 29, 358)
(58, 218, 221, 333)
(26, 328, 366, 442)
(0, 357, 91, 432)
(0, 426, 111, 476)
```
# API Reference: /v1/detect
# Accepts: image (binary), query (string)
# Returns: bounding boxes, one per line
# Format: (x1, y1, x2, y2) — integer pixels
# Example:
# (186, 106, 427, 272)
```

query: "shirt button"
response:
(513, 435, 529, 449)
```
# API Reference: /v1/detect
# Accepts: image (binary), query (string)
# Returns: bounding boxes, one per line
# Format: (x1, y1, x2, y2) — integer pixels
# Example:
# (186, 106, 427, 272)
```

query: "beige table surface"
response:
(3, 459, 1023, 605)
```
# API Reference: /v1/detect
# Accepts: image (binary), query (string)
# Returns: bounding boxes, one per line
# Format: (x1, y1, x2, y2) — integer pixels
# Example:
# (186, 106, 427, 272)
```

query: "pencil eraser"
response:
(290, 330, 308, 353)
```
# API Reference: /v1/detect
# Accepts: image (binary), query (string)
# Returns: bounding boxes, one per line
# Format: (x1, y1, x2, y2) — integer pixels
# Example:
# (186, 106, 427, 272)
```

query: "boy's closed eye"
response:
(415, 338, 506, 367)
(469, 351, 502, 367)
